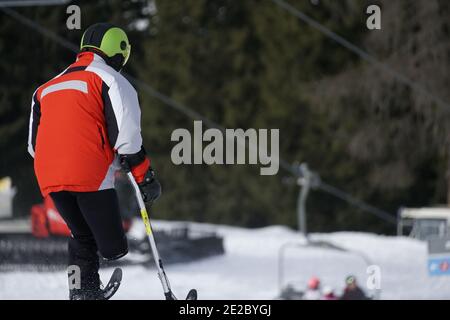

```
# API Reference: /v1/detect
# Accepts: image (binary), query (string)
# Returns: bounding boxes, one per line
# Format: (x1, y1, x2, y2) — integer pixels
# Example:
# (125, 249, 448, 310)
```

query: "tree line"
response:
(1, 0, 448, 234)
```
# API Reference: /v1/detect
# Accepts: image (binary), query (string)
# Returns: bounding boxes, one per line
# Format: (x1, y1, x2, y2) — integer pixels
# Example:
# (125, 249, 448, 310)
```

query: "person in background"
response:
(321, 286, 338, 300)
(340, 275, 368, 300)
(303, 276, 322, 300)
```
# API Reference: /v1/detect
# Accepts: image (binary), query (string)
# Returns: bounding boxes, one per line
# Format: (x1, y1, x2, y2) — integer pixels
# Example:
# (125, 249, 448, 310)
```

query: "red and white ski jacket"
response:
(28, 51, 149, 196)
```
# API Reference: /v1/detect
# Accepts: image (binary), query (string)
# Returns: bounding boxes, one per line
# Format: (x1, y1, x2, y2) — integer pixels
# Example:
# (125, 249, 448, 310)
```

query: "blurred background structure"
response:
(1, 0, 450, 235)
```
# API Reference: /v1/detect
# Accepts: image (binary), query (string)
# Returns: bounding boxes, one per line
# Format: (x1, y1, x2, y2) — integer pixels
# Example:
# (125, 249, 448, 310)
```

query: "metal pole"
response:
(397, 208, 403, 236)
(126, 171, 175, 300)
(297, 163, 311, 237)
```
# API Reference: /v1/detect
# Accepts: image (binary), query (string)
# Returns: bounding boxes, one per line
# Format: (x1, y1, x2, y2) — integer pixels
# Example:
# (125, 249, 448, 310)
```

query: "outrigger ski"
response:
(102, 268, 122, 300)
(186, 289, 198, 300)
(166, 288, 198, 300)
(126, 172, 199, 301)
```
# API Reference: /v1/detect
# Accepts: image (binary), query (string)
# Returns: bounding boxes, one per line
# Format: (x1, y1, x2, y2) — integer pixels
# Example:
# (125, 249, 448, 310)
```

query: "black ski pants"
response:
(50, 189, 128, 293)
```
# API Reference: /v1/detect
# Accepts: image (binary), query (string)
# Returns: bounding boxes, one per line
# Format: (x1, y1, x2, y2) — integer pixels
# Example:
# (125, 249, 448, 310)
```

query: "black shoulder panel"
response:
(102, 81, 119, 148)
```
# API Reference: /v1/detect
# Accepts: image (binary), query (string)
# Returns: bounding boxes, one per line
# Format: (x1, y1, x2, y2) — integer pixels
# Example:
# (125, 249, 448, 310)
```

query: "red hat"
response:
(308, 276, 320, 290)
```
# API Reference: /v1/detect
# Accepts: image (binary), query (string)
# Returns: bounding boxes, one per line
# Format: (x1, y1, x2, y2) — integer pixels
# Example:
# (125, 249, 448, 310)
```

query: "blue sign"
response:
(428, 256, 450, 276)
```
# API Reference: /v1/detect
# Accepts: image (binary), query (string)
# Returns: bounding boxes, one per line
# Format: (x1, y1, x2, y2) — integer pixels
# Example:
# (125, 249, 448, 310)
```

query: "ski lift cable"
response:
(318, 182, 396, 224)
(0, 0, 72, 8)
(0, 7, 396, 225)
(271, 0, 450, 113)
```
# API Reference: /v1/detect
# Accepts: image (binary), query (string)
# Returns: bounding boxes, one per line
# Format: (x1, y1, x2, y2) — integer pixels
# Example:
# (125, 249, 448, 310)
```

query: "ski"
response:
(102, 268, 122, 300)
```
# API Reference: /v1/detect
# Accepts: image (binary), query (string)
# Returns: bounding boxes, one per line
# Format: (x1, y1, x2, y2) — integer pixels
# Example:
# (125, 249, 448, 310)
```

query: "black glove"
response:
(139, 169, 162, 204)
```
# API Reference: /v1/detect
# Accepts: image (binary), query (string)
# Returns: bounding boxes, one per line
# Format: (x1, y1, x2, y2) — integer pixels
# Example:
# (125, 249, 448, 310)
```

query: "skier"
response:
(27, 23, 161, 299)
(303, 276, 322, 300)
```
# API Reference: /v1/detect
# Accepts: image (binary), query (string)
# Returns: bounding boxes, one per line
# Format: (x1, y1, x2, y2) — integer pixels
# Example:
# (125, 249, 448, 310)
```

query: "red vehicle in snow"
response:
(31, 196, 133, 238)
(31, 196, 71, 238)
(0, 174, 224, 270)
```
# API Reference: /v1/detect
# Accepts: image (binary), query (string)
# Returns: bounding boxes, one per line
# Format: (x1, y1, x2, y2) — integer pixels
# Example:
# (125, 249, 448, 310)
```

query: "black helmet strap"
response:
(80, 47, 124, 72)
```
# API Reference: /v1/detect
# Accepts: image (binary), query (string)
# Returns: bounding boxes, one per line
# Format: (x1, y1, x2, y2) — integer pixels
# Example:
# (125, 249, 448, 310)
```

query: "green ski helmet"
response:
(80, 23, 131, 71)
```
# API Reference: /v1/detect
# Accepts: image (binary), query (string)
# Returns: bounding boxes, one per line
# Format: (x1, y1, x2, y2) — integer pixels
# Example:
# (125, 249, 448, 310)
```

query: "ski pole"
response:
(126, 171, 176, 300)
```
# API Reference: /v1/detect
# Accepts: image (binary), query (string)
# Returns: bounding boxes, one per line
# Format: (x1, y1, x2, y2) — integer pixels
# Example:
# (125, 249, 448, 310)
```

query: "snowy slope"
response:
(1, 220, 450, 300)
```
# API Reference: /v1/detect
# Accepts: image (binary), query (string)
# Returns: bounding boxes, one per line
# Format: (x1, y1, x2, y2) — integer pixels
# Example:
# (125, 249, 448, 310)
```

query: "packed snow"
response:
(1, 220, 450, 300)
